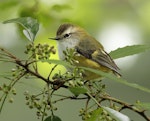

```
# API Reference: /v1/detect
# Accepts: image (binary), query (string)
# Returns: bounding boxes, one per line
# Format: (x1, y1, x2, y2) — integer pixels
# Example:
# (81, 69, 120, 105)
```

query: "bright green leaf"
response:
(102, 106, 131, 121)
(110, 45, 150, 59)
(0, 1, 18, 10)
(69, 87, 87, 96)
(3, 17, 39, 42)
(86, 108, 103, 121)
(44, 115, 62, 121)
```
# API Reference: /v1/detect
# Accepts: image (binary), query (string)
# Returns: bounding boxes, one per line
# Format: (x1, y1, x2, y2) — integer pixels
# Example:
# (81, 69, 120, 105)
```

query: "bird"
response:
(50, 23, 121, 80)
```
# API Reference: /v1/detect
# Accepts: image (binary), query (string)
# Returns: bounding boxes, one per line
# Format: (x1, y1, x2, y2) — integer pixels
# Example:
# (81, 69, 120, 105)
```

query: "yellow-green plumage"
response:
(51, 23, 121, 80)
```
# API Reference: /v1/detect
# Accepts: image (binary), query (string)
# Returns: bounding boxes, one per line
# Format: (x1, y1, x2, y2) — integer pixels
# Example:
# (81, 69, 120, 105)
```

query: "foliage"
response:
(0, 17, 150, 121)
(3, 17, 39, 42)
(110, 45, 150, 59)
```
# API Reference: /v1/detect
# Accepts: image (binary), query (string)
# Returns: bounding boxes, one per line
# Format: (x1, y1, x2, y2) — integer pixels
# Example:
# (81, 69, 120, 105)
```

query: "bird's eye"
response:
(64, 33, 70, 38)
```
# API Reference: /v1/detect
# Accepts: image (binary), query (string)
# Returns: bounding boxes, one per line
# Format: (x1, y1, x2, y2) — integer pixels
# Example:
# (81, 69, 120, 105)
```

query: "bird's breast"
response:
(57, 39, 79, 60)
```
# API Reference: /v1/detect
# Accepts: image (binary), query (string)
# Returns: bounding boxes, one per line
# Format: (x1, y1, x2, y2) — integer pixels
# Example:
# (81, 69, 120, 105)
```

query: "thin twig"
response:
(47, 64, 58, 81)
(0, 47, 17, 60)
(86, 92, 101, 107)
(0, 72, 26, 113)
(0, 47, 150, 120)
(0, 47, 69, 88)
(52, 94, 88, 103)
(99, 95, 150, 121)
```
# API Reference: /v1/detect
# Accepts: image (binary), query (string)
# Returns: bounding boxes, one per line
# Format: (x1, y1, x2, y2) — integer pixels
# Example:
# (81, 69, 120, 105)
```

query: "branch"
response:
(52, 94, 88, 103)
(0, 47, 150, 121)
(0, 47, 68, 89)
(0, 71, 26, 113)
(100, 95, 150, 121)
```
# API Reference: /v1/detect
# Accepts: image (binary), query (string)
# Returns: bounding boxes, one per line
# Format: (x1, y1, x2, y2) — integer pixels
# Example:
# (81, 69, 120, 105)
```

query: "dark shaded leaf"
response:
(44, 115, 62, 121)
(69, 87, 87, 96)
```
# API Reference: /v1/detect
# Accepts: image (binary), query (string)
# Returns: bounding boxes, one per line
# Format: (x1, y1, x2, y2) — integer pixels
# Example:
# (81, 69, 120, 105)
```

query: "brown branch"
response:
(0, 47, 150, 120)
(0, 47, 17, 60)
(0, 47, 68, 88)
(52, 95, 88, 103)
(100, 95, 150, 121)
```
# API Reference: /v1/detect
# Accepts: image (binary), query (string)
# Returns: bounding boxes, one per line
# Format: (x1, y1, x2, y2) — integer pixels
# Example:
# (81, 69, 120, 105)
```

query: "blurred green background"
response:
(0, 0, 150, 121)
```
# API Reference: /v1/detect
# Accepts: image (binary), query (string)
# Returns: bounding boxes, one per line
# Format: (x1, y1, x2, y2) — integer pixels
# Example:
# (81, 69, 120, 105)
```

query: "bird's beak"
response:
(49, 36, 60, 40)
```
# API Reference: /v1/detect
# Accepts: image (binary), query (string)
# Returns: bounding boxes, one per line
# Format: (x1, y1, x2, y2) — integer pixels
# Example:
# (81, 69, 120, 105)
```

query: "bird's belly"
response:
(74, 55, 111, 80)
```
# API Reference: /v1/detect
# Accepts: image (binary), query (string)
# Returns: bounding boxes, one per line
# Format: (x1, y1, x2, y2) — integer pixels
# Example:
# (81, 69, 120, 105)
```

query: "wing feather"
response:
(91, 49, 120, 75)
(75, 36, 121, 76)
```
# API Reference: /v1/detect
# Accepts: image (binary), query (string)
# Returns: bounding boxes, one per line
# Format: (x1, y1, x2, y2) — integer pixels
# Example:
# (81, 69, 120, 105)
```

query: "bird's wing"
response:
(91, 49, 120, 75)
(75, 37, 120, 76)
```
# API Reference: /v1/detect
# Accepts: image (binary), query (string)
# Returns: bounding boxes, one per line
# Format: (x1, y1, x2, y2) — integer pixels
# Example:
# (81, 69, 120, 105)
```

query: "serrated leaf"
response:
(102, 106, 131, 121)
(44, 115, 62, 121)
(69, 87, 87, 96)
(80, 67, 150, 93)
(110, 45, 150, 59)
(86, 108, 103, 121)
(3, 17, 39, 42)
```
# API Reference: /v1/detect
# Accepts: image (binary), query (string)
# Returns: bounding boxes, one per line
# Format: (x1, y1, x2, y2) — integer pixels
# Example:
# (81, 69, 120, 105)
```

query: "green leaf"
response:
(135, 102, 150, 110)
(102, 106, 131, 121)
(86, 108, 103, 121)
(51, 4, 71, 12)
(3, 17, 39, 42)
(43, 59, 150, 93)
(69, 87, 87, 96)
(80, 67, 150, 93)
(110, 45, 150, 59)
(43, 59, 74, 68)
(44, 115, 62, 121)
(0, 1, 18, 10)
